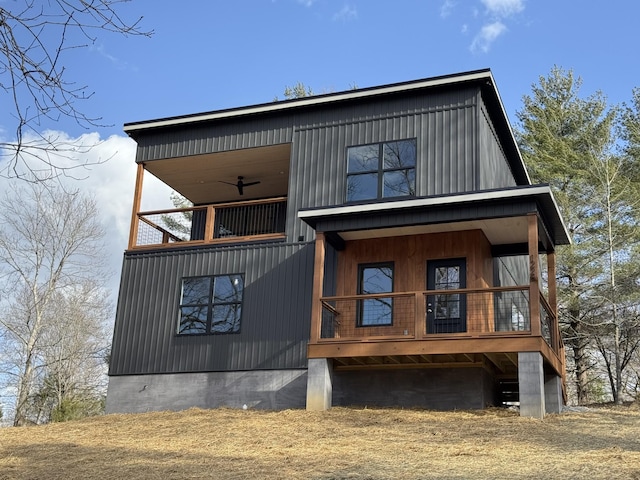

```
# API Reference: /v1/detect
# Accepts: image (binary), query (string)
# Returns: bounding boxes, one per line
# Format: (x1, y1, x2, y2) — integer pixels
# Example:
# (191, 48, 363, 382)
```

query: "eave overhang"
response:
(298, 185, 571, 248)
(123, 69, 530, 186)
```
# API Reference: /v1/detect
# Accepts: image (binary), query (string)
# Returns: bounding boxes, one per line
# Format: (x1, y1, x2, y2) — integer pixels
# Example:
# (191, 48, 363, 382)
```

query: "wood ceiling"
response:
(144, 143, 291, 205)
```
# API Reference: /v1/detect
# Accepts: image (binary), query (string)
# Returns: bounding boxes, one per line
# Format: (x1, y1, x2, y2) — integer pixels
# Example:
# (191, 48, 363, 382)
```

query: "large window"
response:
(358, 263, 394, 326)
(346, 139, 416, 202)
(178, 274, 244, 335)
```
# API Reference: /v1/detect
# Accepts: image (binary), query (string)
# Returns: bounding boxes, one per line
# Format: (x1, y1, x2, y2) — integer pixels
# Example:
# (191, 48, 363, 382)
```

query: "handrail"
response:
(131, 196, 287, 249)
(137, 196, 288, 217)
(321, 285, 528, 302)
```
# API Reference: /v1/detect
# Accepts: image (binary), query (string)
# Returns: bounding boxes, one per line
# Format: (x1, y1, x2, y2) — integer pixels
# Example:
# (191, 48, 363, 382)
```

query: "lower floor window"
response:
(178, 274, 244, 335)
(358, 263, 394, 326)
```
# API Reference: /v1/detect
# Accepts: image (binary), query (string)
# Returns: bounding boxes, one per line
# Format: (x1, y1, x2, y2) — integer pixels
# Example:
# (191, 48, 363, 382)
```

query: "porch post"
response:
(127, 163, 145, 250)
(547, 251, 558, 352)
(528, 214, 541, 337)
(309, 232, 326, 343)
(518, 351, 545, 419)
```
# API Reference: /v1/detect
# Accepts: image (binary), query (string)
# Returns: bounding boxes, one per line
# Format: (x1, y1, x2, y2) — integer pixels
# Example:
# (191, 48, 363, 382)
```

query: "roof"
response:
(124, 69, 495, 132)
(123, 68, 530, 185)
(299, 185, 571, 247)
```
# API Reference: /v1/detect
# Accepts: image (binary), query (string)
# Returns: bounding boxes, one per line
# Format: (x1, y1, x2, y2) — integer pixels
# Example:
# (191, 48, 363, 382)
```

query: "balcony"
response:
(318, 286, 561, 352)
(309, 283, 565, 377)
(129, 197, 287, 249)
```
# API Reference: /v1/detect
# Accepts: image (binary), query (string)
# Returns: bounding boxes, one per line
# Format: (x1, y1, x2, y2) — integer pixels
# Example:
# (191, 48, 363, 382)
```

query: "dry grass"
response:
(1, 406, 639, 480)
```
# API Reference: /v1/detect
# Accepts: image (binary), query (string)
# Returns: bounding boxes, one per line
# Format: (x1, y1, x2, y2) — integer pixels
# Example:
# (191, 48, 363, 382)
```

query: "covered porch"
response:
(299, 186, 570, 418)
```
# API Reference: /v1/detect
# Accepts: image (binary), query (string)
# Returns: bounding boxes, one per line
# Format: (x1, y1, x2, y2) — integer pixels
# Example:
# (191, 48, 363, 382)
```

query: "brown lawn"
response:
(1, 406, 639, 480)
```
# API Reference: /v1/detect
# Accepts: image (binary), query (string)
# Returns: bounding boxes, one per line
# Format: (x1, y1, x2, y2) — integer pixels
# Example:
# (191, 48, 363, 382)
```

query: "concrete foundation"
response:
(306, 358, 333, 410)
(544, 374, 563, 414)
(518, 352, 545, 419)
(333, 367, 497, 410)
(105, 369, 307, 414)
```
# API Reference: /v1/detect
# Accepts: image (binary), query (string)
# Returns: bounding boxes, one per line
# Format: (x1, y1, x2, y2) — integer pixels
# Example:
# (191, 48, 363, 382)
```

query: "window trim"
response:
(346, 138, 417, 202)
(356, 262, 394, 327)
(177, 273, 244, 336)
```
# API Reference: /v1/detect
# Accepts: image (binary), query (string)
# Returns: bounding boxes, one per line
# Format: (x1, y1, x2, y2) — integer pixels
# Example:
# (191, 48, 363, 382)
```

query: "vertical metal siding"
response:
(478, 100, 517, 189)
(109, 242, 314, 375)
(112, 85, 522, 376)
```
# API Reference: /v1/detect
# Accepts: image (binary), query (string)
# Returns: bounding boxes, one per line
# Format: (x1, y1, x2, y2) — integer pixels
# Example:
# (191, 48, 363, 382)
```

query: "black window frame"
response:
(346, 138, 417, 202)
(357, 262, 394, 327)
(177, 273, 244, 336)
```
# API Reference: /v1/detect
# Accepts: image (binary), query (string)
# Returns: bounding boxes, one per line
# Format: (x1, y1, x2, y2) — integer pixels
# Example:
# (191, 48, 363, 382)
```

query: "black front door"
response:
(426, 258, 467, 334)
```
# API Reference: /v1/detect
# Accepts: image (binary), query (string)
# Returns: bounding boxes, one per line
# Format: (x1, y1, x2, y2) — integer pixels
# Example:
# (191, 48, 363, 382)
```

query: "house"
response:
(106, 69, 570, 419)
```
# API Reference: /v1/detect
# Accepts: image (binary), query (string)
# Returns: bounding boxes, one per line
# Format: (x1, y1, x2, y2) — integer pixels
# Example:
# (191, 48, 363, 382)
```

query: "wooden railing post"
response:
(528, 213, 541, 336)
(415, 292, 425, 339)
(309, 232, 326, 344)
(205, 205, 215, 242)
(127, 163, 145, 250)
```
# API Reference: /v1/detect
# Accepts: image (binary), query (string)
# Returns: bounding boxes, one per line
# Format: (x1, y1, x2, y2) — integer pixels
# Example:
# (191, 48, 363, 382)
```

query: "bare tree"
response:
(0, 182, 108, 425)
(0, 0, 152, 181)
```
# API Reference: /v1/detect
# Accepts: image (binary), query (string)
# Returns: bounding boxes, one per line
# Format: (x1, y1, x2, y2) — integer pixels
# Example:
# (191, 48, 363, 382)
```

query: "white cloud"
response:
(0, 131, 173, 299)
(470, 21, 506, 53)
(440, 0, 456, 18)
(333, 4, 358, 22)
(481, 0, 524, 18)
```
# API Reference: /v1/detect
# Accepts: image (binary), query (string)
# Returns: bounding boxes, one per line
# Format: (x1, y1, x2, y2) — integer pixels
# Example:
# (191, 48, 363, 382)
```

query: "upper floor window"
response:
(178, 274, 244, 335)
(346, 139, 416, 202)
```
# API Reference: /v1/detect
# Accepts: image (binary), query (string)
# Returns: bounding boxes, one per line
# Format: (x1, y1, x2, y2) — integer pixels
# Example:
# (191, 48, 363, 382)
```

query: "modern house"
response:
(106, 69, 570, 419)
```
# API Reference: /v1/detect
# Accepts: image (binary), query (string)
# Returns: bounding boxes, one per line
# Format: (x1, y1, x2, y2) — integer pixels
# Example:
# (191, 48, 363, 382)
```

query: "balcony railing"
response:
(318, 286, 562, 355)
(131, 197, 287, 249)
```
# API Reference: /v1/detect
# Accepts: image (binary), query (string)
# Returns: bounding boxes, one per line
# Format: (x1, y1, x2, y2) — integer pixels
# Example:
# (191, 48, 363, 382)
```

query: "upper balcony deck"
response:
(129, 197, 287, 249)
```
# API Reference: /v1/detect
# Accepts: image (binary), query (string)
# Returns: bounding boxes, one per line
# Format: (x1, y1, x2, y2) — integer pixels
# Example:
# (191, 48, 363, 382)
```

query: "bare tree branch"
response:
(0, 0, 152, 181)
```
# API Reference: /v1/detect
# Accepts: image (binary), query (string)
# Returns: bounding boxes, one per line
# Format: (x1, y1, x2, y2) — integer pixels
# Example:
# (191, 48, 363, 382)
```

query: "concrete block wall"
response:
(105, 370, 308, 413)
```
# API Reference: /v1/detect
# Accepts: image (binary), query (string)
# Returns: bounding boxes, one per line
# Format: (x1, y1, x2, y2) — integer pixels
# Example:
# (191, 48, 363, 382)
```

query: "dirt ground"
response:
(1, 405, 639, 480)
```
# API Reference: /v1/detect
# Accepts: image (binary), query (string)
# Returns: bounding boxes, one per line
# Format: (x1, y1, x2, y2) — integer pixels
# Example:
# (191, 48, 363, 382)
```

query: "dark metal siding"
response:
(112, 84, 526, 377)
(287, 87, 481, 242)
(478, 98, 517, 189)
(313, 200, 539, 234)
(109, 241, 314, 375)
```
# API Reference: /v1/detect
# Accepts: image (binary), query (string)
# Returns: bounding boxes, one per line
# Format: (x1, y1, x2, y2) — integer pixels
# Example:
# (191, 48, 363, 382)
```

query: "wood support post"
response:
(547, 251, 558, 351)
(205, 205, 215, 242)
(309, 232, 326, 344)
(528, 213, 541, 336)
(127, 163, 145, 250)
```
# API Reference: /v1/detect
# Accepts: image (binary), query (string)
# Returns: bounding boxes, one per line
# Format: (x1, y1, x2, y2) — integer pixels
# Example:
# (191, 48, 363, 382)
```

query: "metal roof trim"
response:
(123, 69, 494, 133)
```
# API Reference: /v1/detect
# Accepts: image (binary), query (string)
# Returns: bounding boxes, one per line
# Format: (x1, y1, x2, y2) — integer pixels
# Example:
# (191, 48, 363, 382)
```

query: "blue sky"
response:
(0, 0, 639, 301)
(5, 0, 636, 138)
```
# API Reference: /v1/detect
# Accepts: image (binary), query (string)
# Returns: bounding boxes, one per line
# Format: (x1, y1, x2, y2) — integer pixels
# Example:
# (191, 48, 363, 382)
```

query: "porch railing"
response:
(130, 197, 287, 248)
(319, 286, 562, 355)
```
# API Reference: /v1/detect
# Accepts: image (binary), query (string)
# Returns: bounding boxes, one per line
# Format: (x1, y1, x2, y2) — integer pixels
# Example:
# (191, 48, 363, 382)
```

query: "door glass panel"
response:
(427, 260, 466, 334)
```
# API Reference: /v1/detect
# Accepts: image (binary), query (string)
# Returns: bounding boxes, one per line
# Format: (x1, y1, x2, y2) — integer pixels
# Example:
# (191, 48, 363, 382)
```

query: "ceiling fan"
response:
(219, 176, 261, 195)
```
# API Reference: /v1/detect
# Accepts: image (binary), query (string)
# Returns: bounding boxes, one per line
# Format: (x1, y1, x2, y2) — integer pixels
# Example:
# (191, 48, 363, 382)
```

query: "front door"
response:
(426, 258, 467, 334)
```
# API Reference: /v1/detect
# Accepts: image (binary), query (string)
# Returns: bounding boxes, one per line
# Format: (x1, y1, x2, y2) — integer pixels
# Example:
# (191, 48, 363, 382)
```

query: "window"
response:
(358, 263, 394, 326)
(178, 274, 244, 335)
(346, 139, 416, 202)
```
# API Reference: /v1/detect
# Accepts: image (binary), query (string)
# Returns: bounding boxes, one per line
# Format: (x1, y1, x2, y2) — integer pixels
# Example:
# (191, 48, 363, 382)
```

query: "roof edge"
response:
(123, 69, 493, 134)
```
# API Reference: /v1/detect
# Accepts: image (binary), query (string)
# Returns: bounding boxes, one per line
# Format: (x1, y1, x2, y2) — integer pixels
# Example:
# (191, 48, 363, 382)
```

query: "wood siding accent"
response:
(333, 230, 494, 338)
